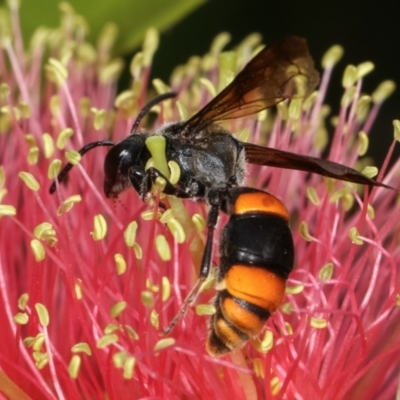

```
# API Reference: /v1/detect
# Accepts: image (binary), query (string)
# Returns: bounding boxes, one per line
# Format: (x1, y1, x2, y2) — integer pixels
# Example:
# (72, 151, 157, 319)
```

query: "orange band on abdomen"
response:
(221, 296, 266, 336)
(225, 265, 286, 312)
(233, 192, 289, 220)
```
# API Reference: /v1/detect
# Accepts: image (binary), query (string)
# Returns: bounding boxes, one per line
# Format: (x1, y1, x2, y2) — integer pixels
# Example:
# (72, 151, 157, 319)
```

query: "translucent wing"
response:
(244, 142, 392, 188)
(180, 36, 320, 137)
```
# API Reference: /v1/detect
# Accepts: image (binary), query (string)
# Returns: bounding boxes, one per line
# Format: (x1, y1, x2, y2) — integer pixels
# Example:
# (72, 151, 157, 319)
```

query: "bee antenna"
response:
(49, 140, 115, 194)
(130, 92, 177, 134)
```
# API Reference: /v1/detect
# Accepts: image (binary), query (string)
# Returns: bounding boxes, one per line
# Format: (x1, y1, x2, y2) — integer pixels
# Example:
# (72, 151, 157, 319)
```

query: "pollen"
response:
(124, 221, 138, 247)
(47, 58, 68, 85)
(18, 293, 29, 310)
(18, 171, 40, 191)
(195, 304, 216, 316)
(114, 90, 135, 109)
(56, 128, 74, 150)
(133, 243, 142, 259)
(349, 227, 364, 245)
(168, 160, 181, 185)
(96, 333, 118, 349)
(0, 204, 16, 216)
(284, 322, 293, 335)
(342, 65, 357, 88)
(91, 108, 106, 130)
(159, 208, 174, 223)
(291, 75, 308, 99)
(146, 279, 159, 292)
(141, 209, 161, 220)
(299, 221, 313, 242)
(34, 222, 57, 246)
(155, 234, 171, 261)
(154, 338, 175, 352)
(319, 263, 334, 281)
(112, 351, 127, 368)
(146, 135, 170, 178)
(71, 343, 92, 356)
(329, 187, 349, 203)
(253, 358, 264, 378)
(288, 98, 302, 120)
(57, 194, 82, 215)
(142, 27, 159, 67)
(321, 44, 344, 69)
(310, 317, 328, 329)
(192, 213, 206, 233)
(99, 59, 124, 84)
(92, 214, 107, 241)
(104, 324, 119, 334)
(167, 217, 185, 243)
(372, 80, 396, 103)
(49, 95, 61, 117)
(367, 204, 375, 219)
(199, 77, 217, 98)
(42, 133, 55, 158)
(211, 32, 231, 56)
(141, 291, 154, 307)
(24, 134, 37, 148)
(124, 325, 139, 340)
(357, 131, 369, 155)
(33, 352, 49, 370)
(27, 147, 39, 165)
(285, 284, 304, 295)
(123, 356, 136, 379)
(114, 253, 127, 275)
(306, 187, 320, 206)
(30, 239, 46, 261)
(393, 120, 400, 141)
(270, 376, 281, 396)
(65, 150, 82, 165)
(32, 334, 45, 351)
(281, 302, 294, 314)
(110, 301, 127, 318)
(35, 303, 49, 327)
(150, 310, 159, 329)
(161, 276, 171, 302)
(362, 166, 378, 179)
(68, 355, 81, 379)
(96, 334, 118, 348)
(48, 159, 62, 179)
(259, 330, 274, 353)
(14, 312, 29, 325)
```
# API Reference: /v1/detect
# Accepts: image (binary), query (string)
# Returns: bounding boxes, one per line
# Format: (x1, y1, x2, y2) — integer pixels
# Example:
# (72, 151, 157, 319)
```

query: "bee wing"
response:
(180, 36, 320, 136)
(243, 142, 392, 188)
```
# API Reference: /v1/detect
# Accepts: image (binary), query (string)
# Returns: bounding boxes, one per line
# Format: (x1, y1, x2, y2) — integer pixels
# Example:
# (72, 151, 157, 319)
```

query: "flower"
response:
(0, 2, 399, 399)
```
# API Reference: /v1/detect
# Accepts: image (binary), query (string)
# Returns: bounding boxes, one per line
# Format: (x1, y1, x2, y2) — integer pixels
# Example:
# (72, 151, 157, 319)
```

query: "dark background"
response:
(145, 0, 399, 166)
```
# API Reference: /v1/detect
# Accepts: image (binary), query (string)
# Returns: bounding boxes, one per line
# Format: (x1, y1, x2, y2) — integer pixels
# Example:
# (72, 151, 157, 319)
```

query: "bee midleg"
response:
(162, 197, 221, 335)
(146, 167, 191, 198)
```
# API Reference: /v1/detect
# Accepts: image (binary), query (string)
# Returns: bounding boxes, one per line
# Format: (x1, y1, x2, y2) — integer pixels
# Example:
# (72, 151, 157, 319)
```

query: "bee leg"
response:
(162, 200, 220, 336)
(146, 167, 191, 199)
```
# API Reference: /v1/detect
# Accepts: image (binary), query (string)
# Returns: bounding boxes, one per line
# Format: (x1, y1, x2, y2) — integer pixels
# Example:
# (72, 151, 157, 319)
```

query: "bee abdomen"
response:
(207, 189, 294, 356)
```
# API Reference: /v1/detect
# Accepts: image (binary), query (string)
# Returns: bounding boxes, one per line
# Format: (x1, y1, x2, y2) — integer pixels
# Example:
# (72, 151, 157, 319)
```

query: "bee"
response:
(50, 37, 389, 356)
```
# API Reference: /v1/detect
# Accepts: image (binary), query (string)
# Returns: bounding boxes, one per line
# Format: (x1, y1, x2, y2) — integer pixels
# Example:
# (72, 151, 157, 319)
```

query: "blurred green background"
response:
(17, 0, 400, 165)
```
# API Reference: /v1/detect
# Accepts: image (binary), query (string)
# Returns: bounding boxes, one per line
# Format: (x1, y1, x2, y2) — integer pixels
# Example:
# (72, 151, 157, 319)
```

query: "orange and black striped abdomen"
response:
(207, 188, 294, 356)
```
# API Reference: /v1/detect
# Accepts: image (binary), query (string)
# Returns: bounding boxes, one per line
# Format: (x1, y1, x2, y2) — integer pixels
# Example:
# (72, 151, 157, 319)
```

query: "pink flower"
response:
(0, 3, 399, 399)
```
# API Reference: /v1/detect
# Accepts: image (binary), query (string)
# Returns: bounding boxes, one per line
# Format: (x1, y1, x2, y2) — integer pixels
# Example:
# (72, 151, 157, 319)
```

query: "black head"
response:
(103, 134, 150, 198)
(49, 92, 177, 197)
